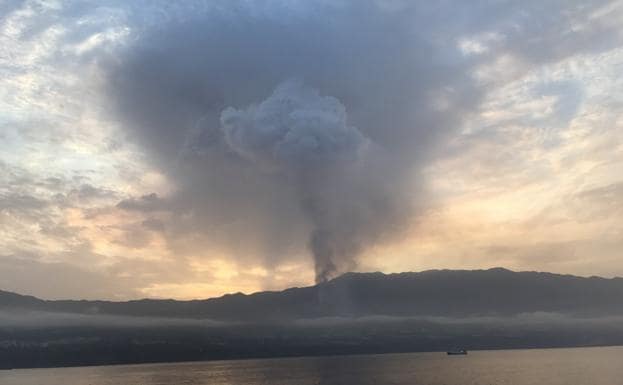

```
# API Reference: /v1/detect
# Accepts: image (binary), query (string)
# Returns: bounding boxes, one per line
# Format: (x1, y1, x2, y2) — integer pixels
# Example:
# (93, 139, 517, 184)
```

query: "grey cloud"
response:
(141, 218, 165, 232)
(67, 184, 119, 203)
(218, 80, 377, 281)
(452, 1, 623, 73)
(101, 0, 621, 281)
(116, 193, 165, 212)
(40, 177, 64, 190)
(108, 220, 164, 249)
(0, 194, 48, 212)
(0, 166, 117, 230)
(219, 80, 369, 171)
(38, 223, 83, 240)
(571, 182, 623, 222)
(500, 1, 622, 64)
(103, 1, 479, 281)
(576, 182, 623, 205)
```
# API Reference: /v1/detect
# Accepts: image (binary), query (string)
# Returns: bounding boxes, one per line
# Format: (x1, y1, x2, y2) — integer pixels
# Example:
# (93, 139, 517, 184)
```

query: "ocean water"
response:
(1, 346, 622, 385)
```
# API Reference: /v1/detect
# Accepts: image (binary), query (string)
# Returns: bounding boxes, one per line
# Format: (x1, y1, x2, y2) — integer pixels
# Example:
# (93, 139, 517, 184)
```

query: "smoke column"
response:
(218, 80, 376, 282)
(105, 1, 478, 282)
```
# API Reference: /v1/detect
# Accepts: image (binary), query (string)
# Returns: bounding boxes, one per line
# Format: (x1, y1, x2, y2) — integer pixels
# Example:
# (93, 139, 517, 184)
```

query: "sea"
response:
(1, 346, 622, 385)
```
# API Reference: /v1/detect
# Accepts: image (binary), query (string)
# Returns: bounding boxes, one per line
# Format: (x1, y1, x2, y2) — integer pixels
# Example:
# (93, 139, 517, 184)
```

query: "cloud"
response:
(218, 80, 377, 281)
(0, 194, 48, 213)
(97, 0, 623, 283)
(116, 193, 164, 212)
(219, 80, 369, 171)
(0, 254, 140, 300)
(103, 0, 483, 281)
(66, 184, 119, 203)
(1, 0, 622, 298)
(573, 182, 623, 221)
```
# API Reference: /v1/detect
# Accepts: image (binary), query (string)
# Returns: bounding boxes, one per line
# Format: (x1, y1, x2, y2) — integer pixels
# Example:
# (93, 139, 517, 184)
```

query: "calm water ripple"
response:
(1, 346, 622, 385)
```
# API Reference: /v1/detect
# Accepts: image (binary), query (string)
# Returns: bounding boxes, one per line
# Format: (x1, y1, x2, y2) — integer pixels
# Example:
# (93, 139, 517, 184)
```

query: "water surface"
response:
(2, 346, 622, 385)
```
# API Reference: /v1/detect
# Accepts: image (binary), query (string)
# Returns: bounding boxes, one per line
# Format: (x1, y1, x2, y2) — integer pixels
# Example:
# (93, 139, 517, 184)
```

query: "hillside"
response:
(2, 268, 623, 320)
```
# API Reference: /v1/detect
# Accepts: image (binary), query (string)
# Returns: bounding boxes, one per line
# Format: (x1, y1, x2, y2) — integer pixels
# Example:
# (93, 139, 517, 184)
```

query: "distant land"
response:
(2, 268, 623, 369)
(4, 267, 623, 319)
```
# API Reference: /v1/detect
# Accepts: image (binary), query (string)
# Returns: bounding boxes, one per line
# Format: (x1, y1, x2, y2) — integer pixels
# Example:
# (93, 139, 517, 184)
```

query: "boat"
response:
(446, 349, 468, 355)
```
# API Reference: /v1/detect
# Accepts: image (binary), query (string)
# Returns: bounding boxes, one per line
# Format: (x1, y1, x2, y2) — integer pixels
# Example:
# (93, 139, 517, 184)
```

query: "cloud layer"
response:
(103, 0, 481, 282)
(0, 0, 622, 299)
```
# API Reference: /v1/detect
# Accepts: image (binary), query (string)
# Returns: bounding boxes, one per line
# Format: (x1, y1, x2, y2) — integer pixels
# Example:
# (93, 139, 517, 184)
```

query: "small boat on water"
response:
(447, 349, 468, 355)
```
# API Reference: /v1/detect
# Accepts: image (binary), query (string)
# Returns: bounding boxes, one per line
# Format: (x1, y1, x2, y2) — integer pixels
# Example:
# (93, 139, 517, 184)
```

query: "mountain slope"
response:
(2, 268, 623, 320)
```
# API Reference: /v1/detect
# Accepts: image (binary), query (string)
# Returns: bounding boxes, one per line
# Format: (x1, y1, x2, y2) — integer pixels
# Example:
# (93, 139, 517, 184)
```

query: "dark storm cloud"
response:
(103, 0, 620, 281)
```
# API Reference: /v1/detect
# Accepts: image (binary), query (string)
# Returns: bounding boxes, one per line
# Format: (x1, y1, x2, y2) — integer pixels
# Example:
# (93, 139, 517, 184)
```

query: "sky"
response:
(1, 0, 622, 300)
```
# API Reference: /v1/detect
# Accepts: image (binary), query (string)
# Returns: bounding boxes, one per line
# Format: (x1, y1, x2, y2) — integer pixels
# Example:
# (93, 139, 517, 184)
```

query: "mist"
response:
(0, 310, 224, 329)
(4, 310, 623, 329)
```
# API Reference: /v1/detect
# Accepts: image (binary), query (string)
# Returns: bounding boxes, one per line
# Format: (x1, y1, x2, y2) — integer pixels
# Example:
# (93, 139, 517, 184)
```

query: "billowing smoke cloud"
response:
(217, 81, 375, 281)
(220, 81, 368, 172)
(102, 0, 617, 283)
(104, 1, 475, 282)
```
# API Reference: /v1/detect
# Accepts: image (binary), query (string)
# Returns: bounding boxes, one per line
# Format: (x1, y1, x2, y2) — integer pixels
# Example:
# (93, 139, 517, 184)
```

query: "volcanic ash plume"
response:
(105, 2, 476, 284)
(220, 81, 391, 282)
(220, 81, 368, 172)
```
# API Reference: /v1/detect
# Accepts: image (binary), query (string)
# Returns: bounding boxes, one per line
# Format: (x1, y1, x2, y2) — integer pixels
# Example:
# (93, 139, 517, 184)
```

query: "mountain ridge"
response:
(3, 267, 621, 302)
(2, 267, 623, 320)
